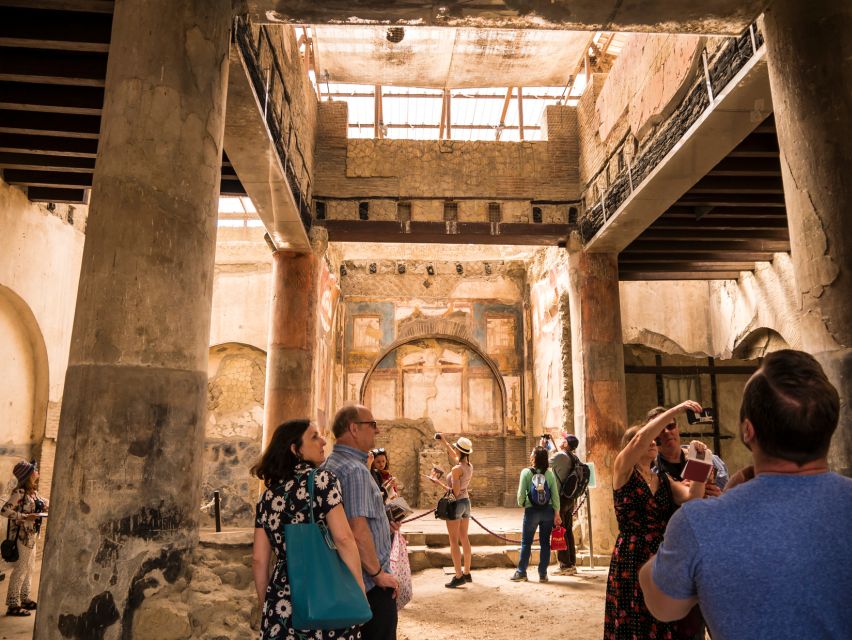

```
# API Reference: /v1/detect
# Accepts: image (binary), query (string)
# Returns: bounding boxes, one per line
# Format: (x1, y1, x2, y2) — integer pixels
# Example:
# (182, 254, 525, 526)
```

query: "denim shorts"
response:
(447, 498, 471, 520)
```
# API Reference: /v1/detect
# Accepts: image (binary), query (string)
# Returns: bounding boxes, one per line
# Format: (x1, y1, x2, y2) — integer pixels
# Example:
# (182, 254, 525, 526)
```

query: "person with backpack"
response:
(549, 434, 589, 576)
(511, 445, 561, 582)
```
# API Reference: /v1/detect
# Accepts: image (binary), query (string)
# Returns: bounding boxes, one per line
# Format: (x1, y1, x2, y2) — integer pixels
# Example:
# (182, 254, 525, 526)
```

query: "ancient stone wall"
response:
(313, 101, 580, 225)
(0, 178, 86, 499)
(526, 247, 574, 438)
(204, 344, 266, 528)
(338, 259, 526, 436)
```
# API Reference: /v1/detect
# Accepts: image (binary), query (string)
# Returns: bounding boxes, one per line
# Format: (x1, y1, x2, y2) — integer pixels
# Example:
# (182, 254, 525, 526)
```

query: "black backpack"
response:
(559, 453, 591, 501)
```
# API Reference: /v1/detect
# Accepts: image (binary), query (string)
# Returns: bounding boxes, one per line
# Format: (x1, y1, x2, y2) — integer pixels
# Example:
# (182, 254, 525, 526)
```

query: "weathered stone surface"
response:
(35, 1, 231, 638)
(764, 0, 852, 474)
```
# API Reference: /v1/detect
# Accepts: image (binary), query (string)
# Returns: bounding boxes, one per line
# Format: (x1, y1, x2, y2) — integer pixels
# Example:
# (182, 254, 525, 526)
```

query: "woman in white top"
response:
(429, 434, 474, 588)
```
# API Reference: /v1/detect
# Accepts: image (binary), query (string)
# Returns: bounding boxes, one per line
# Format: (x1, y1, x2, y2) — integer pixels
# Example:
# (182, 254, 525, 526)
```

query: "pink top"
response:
(448, 462, 473, 500)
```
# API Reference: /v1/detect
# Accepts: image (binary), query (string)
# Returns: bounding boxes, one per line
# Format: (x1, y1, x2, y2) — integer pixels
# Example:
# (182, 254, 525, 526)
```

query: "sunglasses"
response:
(371, 448, 386, 455)
(654, 423, 678, 446)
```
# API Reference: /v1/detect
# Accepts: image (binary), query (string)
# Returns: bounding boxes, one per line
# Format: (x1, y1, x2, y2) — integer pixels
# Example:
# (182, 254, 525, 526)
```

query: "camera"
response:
(686, 408, 715, 425)
(540, 434, 552, 440)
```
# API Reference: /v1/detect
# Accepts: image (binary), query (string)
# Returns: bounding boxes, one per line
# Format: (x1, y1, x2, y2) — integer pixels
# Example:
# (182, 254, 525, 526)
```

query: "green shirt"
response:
(517, 467, 560, 511)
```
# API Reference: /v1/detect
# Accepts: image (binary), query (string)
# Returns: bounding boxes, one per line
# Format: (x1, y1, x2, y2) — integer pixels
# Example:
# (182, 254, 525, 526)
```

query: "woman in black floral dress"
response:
(252, 419, 365, 640)
(604, 401, 708, 640)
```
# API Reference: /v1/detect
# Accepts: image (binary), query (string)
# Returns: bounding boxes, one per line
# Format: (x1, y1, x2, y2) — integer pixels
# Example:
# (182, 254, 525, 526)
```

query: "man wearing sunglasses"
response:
(648, 407, 730, 496)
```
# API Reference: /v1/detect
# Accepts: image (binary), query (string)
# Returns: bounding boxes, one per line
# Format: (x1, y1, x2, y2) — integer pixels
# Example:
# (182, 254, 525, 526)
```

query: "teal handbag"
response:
(285, 469, 373, 630)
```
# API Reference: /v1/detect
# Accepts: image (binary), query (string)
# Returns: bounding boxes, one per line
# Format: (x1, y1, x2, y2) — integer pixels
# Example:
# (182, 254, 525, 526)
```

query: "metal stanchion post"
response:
(214, 490, 222, 533)
(585, 488, 594, 568)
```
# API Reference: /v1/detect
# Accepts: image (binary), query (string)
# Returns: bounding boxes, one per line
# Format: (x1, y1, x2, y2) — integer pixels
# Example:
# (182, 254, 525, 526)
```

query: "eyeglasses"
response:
(355, 420, 378, 430)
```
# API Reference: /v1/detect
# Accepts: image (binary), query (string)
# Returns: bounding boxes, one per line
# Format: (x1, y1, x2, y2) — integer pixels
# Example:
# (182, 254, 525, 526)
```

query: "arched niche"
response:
(360, 333, 507, 434)
(0, 285, 49, 447)
(732, 327, 790, 360)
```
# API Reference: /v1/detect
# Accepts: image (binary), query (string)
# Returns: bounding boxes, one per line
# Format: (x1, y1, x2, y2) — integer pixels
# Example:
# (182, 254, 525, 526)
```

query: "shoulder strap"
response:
(306, 469, 317, 524)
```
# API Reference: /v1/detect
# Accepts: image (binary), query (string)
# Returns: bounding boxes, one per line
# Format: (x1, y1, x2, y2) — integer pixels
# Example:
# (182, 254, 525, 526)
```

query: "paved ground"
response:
(399, 566, 609, 640)
(0, 560, 39, 640)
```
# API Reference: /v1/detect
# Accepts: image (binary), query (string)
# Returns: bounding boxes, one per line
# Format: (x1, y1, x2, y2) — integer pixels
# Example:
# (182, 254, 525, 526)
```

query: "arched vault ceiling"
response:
(313, 26, 593, 88)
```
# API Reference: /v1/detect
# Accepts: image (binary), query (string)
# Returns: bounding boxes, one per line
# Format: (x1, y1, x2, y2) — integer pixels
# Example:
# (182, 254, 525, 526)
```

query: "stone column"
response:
(263, 247, 319, 446)
(567, 235, 626, 557)
(35, 1, 230, 638)
(763, 0, 852, 475)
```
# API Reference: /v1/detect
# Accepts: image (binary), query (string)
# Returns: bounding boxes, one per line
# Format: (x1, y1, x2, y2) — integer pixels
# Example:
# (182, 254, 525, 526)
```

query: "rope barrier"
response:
(400, 494, 588, 545)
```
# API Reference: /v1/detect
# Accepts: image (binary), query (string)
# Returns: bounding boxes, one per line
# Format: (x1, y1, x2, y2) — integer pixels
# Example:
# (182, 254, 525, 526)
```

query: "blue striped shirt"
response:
(323, 444, 392, 591)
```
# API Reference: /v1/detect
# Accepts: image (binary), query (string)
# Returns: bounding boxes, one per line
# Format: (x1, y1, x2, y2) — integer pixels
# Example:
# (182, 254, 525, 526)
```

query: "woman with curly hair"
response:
(252, 419, 365, 640)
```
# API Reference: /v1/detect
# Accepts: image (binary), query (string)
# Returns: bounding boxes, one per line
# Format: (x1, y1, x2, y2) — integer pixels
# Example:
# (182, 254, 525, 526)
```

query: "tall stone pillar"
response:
(263, 242, 321, 446)
(567, 236, 626, 556)
(35, 1, 230, 637)
(764, 0, 852, 475)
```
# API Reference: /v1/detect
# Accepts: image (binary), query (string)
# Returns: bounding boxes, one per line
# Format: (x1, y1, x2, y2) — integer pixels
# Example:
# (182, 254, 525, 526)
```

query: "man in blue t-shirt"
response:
(638, 350, 852, 639)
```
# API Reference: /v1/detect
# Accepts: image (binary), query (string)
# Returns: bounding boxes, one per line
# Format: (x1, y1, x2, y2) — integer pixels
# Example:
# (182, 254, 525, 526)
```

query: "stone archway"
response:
(0, 285, 50, 496)
(359, 318, 508, 431)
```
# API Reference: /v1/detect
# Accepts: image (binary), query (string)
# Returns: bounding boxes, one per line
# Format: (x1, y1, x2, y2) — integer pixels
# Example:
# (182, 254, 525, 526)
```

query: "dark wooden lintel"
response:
(619, 271, 744, 281)
(25, 185, 86, 202)
(625, 364, 758, 375)
(319, 219, 566, 245)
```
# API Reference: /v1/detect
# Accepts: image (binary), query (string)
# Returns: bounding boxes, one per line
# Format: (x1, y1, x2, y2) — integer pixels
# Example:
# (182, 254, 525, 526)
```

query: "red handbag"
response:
(550, 526, 568, 551)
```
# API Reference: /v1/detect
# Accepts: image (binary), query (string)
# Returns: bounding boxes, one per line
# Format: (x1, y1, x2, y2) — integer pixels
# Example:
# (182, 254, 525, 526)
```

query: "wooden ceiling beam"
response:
(0, 46, 107, 86)
(619, 261, 757, 271)
(641, 228, 790, 241)
(25, 186, 87, 203)
(496, 86, 512, 141)
(0, 132, 98, 156)
(3, 167, 91, 188)
(319, 219, 566, 246)
(620, 251, 775, 263)
(649, 217, 788, 231)
(664, 205, 787, 217)
(0, 6, 111, 52)
(0, 151, 95, 172)
(0, 108, 100, 138)
(675, 193, 786, 207)
(689, 175, 784, 194)
(707, 156, 781, 176)
(619, 271, 744, 281)
(0, 1, 114, 14)
(0, 81, 103, 114)
(625, 238, 790, 253)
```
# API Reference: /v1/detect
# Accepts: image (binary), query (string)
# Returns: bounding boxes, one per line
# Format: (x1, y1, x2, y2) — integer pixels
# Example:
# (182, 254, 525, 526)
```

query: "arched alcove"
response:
(360, 333, 507, 433)
(732, 327, 790, 359)
(0, 285, 49, 446)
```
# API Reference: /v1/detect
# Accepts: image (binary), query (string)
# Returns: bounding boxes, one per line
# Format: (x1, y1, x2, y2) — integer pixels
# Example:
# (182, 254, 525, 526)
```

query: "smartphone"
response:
(686, 407, 715, 425)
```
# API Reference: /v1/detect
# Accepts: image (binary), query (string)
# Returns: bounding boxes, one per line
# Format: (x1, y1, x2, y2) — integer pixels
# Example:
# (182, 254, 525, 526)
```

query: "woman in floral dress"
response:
(604, 401, 708, 640)
(252, 419, 364, 640)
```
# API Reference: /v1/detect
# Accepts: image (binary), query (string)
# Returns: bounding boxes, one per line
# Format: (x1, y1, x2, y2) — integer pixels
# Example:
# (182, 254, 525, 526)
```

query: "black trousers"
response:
(556, 498, 577, 568)
(362, 586, 398, 640)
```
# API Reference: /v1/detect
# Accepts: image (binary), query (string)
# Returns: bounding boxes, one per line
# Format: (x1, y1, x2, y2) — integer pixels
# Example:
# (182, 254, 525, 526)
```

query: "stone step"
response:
(406, 544, 611, 572)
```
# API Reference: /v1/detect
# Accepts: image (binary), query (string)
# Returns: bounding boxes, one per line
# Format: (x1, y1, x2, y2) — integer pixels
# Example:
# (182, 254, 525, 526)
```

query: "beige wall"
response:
(0, 178, 85, 496)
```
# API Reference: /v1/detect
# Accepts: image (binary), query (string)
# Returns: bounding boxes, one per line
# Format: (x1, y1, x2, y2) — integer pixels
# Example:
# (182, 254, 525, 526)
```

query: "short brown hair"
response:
(646, 406, 666, 421)
(620, 423, 645, 449)
(739, 350, 839, 464)
(331, 404, 362, 438)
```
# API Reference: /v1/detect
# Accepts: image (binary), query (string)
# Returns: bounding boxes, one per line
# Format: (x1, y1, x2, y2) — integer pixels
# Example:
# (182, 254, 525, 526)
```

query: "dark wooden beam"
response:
(689, 175, 784, 194)
(0, 132, 98, 156)
(675, 193, 786, 207)
(0, 151, 95, 172)
(641, 228, 790, 241)
(319, 219, 566, 245)
(707, 156, 781, 176)
(619, 260, 756, 271)
(0, 1, 114, 14)
(0, 46, 107, 86)
(25, 185, 86, 203)
(620, 251, 776, 263)
(619, 270, 744, 281)
(625, 238, 790, 253)
(0, 80, 103, 114)
(650, 217, 788, 230)
(626, 364, 758, 374)
(0, 109, 100, 138)
(220, 176, 247, 196)
(0, 7, 111, 52)
(3, 168, 91, 187)
(664, 205, 787, 218)
(728, 133, 780, 157)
